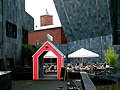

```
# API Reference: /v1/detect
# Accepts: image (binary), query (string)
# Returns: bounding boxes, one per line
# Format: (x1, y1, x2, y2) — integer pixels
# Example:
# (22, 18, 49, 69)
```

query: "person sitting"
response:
(85, 65, 90, 71)
(103, 62, 106, 68)
(74, 63, 80, 71)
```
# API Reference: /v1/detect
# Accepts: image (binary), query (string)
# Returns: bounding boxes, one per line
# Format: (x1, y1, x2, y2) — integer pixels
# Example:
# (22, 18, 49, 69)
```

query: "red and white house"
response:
(32, 41, 65, 80)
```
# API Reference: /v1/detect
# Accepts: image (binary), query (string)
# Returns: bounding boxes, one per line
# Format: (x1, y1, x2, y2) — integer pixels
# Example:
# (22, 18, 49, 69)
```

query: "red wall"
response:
(28, 27, 67, 45)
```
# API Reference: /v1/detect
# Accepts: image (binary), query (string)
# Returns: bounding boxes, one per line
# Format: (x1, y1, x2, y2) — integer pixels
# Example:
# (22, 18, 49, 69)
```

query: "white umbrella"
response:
(68, 48, 99, 58)
(68, 48, 99, 63)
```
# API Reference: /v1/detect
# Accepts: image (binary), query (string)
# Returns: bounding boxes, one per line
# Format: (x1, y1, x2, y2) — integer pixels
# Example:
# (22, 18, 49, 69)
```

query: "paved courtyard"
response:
(12, 80, 82, 90)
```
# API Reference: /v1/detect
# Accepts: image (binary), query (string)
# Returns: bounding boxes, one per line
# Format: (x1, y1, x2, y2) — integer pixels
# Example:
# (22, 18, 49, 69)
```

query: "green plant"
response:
(21, 42, 43, 67)
(103, 45, 119, 67)
(21, 44, 37, 67)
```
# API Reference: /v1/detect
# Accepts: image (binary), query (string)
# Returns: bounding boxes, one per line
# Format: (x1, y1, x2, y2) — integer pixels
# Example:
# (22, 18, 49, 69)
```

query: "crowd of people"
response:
(43, 62, 113, 75)
(65, 62, 113, 74)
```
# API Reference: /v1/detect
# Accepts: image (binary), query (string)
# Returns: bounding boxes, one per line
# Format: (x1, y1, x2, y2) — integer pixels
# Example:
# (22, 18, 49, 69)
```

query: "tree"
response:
(103, 45, 119, 67)
(21, 42, 43, 67)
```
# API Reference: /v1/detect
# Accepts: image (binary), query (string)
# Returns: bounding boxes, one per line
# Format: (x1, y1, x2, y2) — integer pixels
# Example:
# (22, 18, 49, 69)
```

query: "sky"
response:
(25, 0, 61, 30)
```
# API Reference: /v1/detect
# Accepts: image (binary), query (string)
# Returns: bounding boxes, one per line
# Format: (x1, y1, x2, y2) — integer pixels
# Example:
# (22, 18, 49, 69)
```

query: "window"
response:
(113, 30, 120, 45)
(6, 21, 17, 39)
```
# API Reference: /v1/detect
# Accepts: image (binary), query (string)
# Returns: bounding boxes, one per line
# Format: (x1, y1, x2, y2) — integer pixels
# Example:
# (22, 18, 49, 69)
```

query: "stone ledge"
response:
(0, 71, 11, 75)
(80, 72, 96, 90)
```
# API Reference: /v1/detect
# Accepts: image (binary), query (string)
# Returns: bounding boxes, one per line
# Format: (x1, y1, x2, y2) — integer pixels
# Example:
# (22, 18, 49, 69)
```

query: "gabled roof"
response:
(32, 41, 65, 57)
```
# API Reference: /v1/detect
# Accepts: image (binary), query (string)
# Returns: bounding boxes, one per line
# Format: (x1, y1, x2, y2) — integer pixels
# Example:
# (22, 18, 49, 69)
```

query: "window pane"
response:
(6, 21, 17, 39)
(117, 31, 120, 44)
(117, 0, 120, 5)
(118, 16, 120, 25)
(6, 21, 12, 37)
(117, 6, 120, 15)
(118, 24, 120, 30)
(12, 24, 17, 39)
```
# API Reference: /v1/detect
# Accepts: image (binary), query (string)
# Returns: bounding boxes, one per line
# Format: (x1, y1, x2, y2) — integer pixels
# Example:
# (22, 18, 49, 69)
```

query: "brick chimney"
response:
(40, 9, 53, 26)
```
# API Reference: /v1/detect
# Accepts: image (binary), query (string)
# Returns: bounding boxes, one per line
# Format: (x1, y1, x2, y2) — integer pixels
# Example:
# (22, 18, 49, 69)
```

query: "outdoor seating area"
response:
(43, 61, 114, 76)
(65, 62, 114, 75)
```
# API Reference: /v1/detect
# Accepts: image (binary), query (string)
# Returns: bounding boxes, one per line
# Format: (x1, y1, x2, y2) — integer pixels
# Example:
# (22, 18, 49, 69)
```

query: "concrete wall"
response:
(0, 0, 34, 70)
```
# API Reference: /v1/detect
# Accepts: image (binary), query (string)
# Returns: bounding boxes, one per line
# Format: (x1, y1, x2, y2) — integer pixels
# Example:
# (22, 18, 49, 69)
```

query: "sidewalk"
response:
(12, 79, 82, 90)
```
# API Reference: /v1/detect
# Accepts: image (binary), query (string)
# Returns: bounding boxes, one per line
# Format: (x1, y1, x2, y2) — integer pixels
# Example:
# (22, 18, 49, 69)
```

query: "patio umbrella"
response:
(68, 48, 99, 63)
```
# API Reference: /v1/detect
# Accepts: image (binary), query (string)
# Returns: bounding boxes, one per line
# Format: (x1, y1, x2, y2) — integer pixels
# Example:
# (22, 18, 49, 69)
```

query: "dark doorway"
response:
(7, 58, 14, 70)
(0, 59, 4, 70)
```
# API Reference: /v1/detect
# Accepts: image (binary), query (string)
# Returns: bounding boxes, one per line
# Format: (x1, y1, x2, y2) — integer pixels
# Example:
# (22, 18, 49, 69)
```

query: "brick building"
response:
(28, 13, 67, 45)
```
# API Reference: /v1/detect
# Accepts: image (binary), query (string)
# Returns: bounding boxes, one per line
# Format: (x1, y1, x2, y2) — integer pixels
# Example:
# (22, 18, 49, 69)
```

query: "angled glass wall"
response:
(111, 0, 120, 45)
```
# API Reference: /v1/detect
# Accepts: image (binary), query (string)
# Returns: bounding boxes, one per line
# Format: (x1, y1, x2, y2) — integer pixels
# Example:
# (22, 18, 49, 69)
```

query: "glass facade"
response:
(111, 0, 120, 45)
(118, 0, 120, 30)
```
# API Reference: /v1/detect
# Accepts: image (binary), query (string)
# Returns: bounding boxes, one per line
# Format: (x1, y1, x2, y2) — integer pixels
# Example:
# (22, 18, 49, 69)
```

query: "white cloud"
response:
(25, 0, 61, 30)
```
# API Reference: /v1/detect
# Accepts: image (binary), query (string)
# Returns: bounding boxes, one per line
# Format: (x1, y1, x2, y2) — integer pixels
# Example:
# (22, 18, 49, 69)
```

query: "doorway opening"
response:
(43, 58, 57, 75)
(38, 51, 58, 79)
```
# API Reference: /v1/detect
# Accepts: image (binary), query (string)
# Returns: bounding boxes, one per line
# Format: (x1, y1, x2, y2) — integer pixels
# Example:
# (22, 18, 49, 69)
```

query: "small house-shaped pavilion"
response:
(32, 41, 65, 80)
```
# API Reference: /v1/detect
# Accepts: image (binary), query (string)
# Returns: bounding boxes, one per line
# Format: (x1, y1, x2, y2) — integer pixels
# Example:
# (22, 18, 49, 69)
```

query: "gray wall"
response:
(0, 0, 34, 70)
(56, 35, 112, 63)
(54, 0, 120, 72)
(0, 0, 3, 45)
(54, 0, 112, 42)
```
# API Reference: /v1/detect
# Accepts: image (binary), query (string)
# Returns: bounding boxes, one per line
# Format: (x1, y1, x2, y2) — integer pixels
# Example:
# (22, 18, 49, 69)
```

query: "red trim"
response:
(33, 41, 64, 80)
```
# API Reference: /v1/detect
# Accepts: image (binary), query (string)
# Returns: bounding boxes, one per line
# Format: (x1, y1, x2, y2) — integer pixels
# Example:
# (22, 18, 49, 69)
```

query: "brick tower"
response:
(40, 9, 53, 26)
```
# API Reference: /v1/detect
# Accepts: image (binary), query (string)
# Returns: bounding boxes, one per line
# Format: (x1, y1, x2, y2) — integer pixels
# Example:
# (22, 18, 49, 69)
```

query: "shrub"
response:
(21, 42, 43, 67)
(103, 45, 119, 67)
(21, 44, 36, 67)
